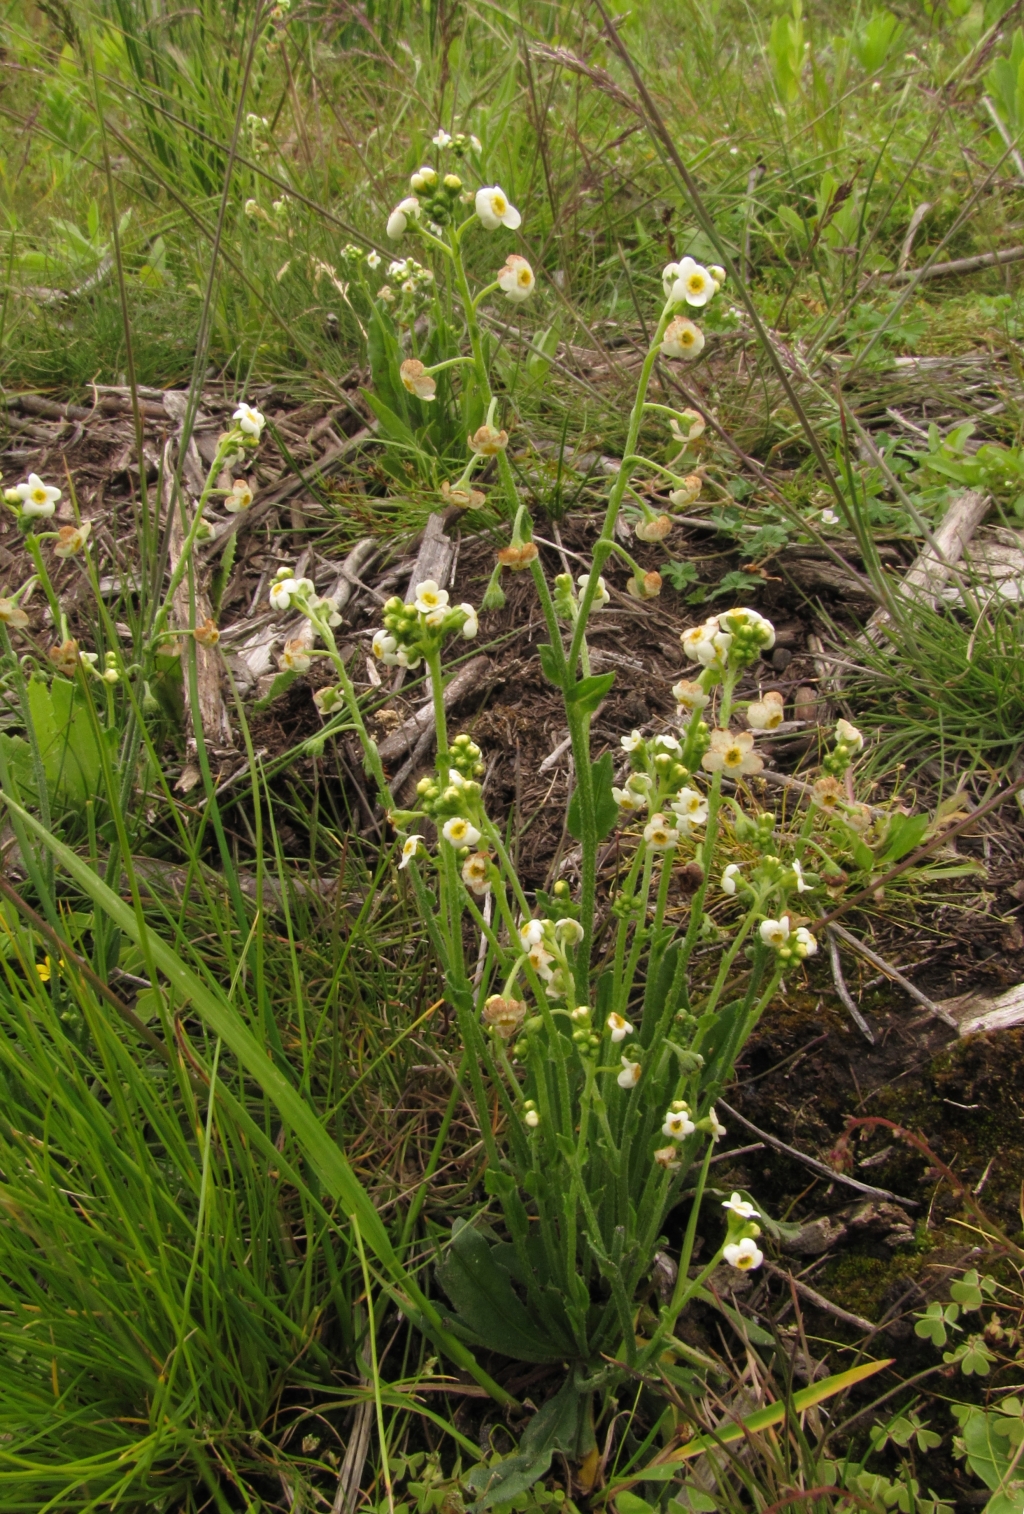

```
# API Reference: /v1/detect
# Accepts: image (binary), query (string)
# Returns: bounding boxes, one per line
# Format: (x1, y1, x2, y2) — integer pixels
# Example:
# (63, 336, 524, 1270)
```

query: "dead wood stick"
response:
(763, 1260, 876, 1334)
(376, 657, 490, 765)
(405, 511, 456, 602)
(982, 96, 1024, 183)
(864, 488, 989, 642)
(827, 928, 876, 1044)
(332, 1397, 373, 1514)
(716, 1102, 919, 1207)
(828, 921, 957, 1029)
(890, 244, 1024, 282)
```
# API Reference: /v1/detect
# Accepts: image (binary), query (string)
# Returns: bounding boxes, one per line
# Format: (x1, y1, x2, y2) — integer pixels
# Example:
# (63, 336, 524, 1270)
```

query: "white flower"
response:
(278, 637, 311, 673)
(662, 1109, 695, 1140)
(270, 577, 298, 611)
(233, 403, 265, 439)
(554, 918, 584, 945)
(497, 254, 535, 302)
(702, 728, 763, 777)
(0, 597, 29, 630)
(524, 1108, 540, 1128)
(475, 185, 521, 230)
(366, 250, 381, 269)
(606, 1012, 633, 1043)
(414, 579, 449, 615)
(371, 630, 399, 663)
(835, 718, 864, 752)
(612, 785, 648, 813)
(569, 1005, 590, 1022)
(680, 618, 719, 660)
(722, 1191, 759, 1220)
(721, 863, 742, 896)
(432, 128, 453, 148)
(520, 919, 545, 948)
(707, 1106, 727, 1141)
(671, 788, 708, 830)
(672, 679, 710, 715)
(662, 316, 705, 360)
(224, 478, 253, 513)
(670, 257, 716, 308)
(459, 603, 479, 638)
(399, 835, 423, 868)
(617, 1057, 642, 1089)
(759, 915, 791, 950)
(620, 730, 644, 752)
(576, 572, 609, 607)
(820, 508, 839, 526)
(724, 1237, 763, 1271)
(653, 734, 681, 754)
(400, 359, 436, 400)
(461, 852, 491, 895)
(53, 521, 91, 557)
(644, 813, 677, 850)
(747, 691, 785, 731)
(15, 474, 61, 518)
(442, 816, 481, 848)
(794, 926, 818, 959)
(791, 859, 811, 893)
(386, 197, 420, 239)
(528, 944, 554, 981)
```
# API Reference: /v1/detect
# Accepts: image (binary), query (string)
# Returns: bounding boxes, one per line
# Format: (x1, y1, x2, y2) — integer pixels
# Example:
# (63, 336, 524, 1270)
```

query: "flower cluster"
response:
(4, 472, 61, 522)
(653, 1100, 727, 1169)
(431, 128, 482, 156)
(659, 258, 725, 365)
(759, 913, 818, 963)
(822, 717, 865, 777)
(614, 731, 710, 850)
(517, 915, 585, 1004)
(552, 571, 610, 620)
(370, 580, 479, 672)
(377, 256, 434, 324)
(721, 1191, 764, 1271)
(680, 607, 775, 676)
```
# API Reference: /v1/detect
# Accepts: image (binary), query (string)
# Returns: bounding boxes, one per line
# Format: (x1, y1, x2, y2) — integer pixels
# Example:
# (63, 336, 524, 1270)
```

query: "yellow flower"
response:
(35, 957, 52, 982)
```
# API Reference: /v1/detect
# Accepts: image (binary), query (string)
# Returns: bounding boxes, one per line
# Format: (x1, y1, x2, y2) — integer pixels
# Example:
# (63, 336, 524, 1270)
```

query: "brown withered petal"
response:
(50, 639, 80, 677)
(497, 542, 539, 571)
(481, 995, 527, 1039)
(676, 862, 705, 894)
(194, 618, 221, 648)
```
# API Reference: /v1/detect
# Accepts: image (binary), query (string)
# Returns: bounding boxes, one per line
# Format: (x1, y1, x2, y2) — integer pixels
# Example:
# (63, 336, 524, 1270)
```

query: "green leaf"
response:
(880, 811, 929, 863)
(253, 669, 298, 710)
(526, 324, 560, 386)
(435, 1220, 569, 1363)
(915, 1301, 949, 1347)
(537, 643, 563, 687)
(566, 752, 619, 842)
(567, 672, 615, 716)
(950, 1270, 984, 1311)
(465, 1376, 588, 1511)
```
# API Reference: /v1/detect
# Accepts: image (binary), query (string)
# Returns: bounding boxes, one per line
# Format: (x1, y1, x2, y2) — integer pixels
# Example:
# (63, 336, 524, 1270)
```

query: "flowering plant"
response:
(274, 172, 866, 1462)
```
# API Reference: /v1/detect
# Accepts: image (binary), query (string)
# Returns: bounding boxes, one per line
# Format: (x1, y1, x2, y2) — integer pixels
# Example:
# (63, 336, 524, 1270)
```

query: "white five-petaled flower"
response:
(386, 196, 421, 240)
(707, 1106, 727, 1140)
(662, 316, 705, 360)
(475, 185, 521, 230)
(366, 250, 381, 269)
(520, 919, 545, 948)
(432, 128, 452, 148)
(794, 926, 818, 958)
(606, 1012, 633, 1043)
(835, 718, 864, 752)
(15, 473, 61, 518)
(576, 572, 610, 607)
(414, 579, 449, 616)
(721, 863, 742, 896)
(371, 630, 399, 664)
(662, 1108, 696, 1140)
(620, 730, 644, 752)
(270, 577, 297, 611)
(278, 637, 311, 673)
(702, 728, 764, 777)
(225, 478, 253, 513)
(461, 852, 491, 895)
(497, 254, 535, 302)
(400, 359, 436, 400)
(791, 859, 811, 893)
(644, 813, 677, 850)
(528, 944, 554, 981)
(747, 690, 785, 731)
(442, 816, 481, 848)
(671, 788, 708, 830)
(459, 603, 479, 638)
(759, 915, 791, 950)
(399, 836, 423, 869)
(670, 256, 716, 308)
(672, 678, 710, 715)
(723, 1191, 759, 1220)
(724, 1237, 763, 1271)
(53, 521, 92, 557)
(617, 1056, 642, 1089)
(820, 508, 840, 526)
(612, 784, 649, 813)
(233, 403, 265, 439)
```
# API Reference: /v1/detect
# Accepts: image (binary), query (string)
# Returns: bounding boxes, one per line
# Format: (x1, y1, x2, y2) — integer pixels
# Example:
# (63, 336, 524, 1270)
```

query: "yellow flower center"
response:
(735, 1253, 754, 1269)
(492, 195, 506, 215)
(679, 329, 695, 346)
(517, 269, 531, 287)
(687, 274, 705, 293)
(723, 744, 744, 766)
(32, 489, 47, 504)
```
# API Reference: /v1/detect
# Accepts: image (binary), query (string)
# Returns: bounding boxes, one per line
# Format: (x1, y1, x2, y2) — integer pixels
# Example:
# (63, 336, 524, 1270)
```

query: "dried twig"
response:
(828, 921, 957, 1029)
(763, 1260, 875, 1333)
(716, 1102, 919, 1207)
(827, 928, 876, 1044)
